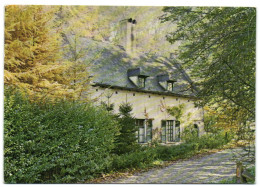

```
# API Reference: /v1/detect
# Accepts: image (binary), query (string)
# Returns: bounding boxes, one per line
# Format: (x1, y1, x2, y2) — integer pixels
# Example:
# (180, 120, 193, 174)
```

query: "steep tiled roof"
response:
(76, 38, 197, 98)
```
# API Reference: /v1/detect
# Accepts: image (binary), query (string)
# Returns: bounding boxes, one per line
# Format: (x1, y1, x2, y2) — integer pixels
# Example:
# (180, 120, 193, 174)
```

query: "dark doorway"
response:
(194, 124, 199, 137)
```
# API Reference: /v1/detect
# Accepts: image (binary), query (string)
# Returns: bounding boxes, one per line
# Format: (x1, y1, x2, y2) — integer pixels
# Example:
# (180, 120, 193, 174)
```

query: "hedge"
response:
(4, 90, 119, 183)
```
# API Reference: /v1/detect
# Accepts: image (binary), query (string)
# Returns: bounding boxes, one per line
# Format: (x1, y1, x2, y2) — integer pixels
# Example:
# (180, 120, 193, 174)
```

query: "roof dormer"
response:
(157, 74, 176, 92)
(127, 68, 149, 88)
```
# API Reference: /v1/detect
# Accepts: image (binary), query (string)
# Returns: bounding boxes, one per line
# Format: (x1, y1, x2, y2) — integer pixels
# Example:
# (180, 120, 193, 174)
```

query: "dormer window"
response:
(157, 74, 176, 92)
(127, 68, 149, 88)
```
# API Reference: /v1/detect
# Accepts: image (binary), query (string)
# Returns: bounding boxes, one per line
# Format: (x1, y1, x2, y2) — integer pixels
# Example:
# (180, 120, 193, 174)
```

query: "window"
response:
(167, 82, 174, 91)
(136, 119, 153, 143)
(161, 121, 167, 143)
(167, 120, 174, 142)
(136, 119, 145, 143)
(161, 120, 181, 143)
(146, 120, 153, 142)
(138, 77, 145, 88)
(175, 121, 181, 141)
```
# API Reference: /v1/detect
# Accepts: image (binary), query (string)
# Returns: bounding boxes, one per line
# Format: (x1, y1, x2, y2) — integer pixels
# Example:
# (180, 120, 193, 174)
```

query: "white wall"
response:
(90, 86, 204, 142)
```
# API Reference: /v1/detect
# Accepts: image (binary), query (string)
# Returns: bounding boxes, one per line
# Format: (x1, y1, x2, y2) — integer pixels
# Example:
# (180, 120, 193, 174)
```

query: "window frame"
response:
(146, 119, 153, 142)
(167, 120, 174, 142)
(161, 120, 167, 143)
(161, 120, 181, 143)
(136, 119, 153, 143)
(136, 119, 145, 143)
(167, 81, 174, 91)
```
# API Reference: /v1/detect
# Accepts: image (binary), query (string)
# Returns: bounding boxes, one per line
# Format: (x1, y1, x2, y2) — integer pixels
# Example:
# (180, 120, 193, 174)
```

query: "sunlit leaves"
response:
(4, 90, 119, 183)
(161, 7, 256, 122)
(4, 5, 70, 101)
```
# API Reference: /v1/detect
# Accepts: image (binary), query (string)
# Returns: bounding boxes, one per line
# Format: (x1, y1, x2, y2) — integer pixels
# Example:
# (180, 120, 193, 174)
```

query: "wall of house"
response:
(90, 86, 204, 143)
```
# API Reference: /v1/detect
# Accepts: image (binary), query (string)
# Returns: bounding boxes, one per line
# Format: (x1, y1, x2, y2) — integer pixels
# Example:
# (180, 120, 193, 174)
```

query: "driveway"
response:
(112, 148, 249, 184)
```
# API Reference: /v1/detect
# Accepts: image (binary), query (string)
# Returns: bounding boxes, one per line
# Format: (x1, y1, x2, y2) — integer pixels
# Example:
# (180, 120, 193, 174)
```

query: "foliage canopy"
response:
(4, 5, 70, 101)
(161, 7, 256, 123)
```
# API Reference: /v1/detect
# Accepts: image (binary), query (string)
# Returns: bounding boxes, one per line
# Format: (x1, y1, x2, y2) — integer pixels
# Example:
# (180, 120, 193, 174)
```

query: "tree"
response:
(53, 5, 109, 101)
(113, 102, 139, 155)
(160, 7, 256, 124)
(4, 5, 79, 102)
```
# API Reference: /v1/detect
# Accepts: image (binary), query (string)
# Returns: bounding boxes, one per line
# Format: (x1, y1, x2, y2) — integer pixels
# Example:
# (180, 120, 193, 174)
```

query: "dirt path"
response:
(112, 148, 248, 184)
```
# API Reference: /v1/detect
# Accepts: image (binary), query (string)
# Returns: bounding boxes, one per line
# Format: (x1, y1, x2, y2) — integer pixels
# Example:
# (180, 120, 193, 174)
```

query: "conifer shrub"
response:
(113, 102, 139, 155)
(4, 89, 119, 183)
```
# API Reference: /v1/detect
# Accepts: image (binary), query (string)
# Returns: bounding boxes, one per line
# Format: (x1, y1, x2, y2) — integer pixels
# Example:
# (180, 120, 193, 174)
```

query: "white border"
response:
(0, 1, 259, 187)
(0, 0, 259, 6)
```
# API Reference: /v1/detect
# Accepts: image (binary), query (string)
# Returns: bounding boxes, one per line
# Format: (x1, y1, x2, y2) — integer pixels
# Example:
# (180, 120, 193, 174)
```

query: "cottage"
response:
(85, 18, 204, 144)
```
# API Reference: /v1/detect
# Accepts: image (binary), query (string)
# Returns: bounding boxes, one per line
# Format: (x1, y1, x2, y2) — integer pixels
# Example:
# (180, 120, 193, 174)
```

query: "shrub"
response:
(111, 147, 157, 170)
(181, 125, 200, 143)
(154, 143, 196, 161)
(247, 166, 255, 184)
(111, 143, 197, 171)
(113, 102, 139, 155)
(110, 129, 232, 172)
(182, 125, 231, 150)
(4, 90, 119, 183)
(196, 132, 230, 150)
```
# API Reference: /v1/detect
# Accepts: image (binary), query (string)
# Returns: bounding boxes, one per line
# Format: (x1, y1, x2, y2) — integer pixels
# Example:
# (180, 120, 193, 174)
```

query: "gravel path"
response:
(112, 148, 247, 184)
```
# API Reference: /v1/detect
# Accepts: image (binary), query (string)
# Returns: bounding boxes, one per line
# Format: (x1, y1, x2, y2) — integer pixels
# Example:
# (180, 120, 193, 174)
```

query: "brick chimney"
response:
(119, 18, 137, 55)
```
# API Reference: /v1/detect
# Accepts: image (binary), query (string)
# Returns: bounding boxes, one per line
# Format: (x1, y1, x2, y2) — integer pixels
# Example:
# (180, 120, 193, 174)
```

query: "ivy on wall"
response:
(167, 104, 185, 120)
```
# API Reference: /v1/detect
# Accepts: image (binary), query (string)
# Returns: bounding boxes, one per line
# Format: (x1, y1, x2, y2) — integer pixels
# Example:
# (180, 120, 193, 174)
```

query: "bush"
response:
(197, 133, 228, 149)
(154, 143, 196, 161)
(110, 129, 232, 172)
(113, 102, 139, 155)
(4, 89, 233, 183)
(111, 143, 197, 171)
(4, 90, 119, 183)
(181, 125, 199, 143)
(111, 147, 157, 170)
(246, 166, 255, 184)
(219, 166, 255, 184)
(182, 125, 231, 150)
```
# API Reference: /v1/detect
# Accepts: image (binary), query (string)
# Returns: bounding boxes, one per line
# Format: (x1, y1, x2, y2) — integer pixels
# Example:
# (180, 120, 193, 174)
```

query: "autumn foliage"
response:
(5, 6, 69, 100)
